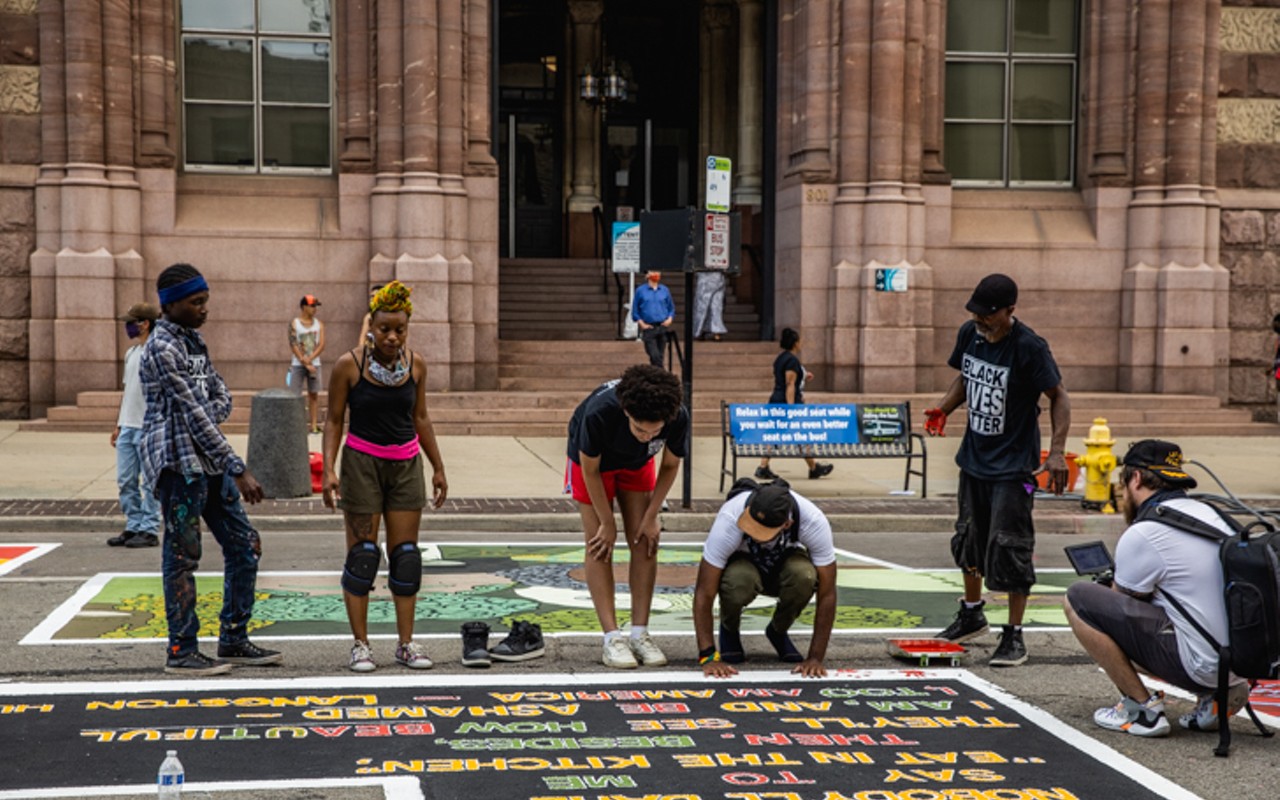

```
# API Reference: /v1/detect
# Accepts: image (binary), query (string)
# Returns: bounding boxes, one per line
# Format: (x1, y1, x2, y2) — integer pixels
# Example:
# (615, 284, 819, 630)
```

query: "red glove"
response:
(924, 408, 947, 437)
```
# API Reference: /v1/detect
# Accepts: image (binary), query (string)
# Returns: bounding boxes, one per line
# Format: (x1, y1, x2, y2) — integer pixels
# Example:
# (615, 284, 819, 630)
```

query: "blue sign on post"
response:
(728, 403, 909, 446)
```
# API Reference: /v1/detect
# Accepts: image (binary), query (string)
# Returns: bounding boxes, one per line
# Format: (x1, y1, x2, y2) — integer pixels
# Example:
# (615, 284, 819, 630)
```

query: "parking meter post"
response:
(682, 270, 694, 510)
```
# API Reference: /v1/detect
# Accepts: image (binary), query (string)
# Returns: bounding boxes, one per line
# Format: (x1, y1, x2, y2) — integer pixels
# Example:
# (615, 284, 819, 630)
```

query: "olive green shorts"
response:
(338, 446, 426, 514)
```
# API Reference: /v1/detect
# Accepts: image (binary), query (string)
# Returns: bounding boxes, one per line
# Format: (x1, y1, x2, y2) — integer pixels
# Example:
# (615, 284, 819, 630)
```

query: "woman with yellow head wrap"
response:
(321, 279, 447, 672)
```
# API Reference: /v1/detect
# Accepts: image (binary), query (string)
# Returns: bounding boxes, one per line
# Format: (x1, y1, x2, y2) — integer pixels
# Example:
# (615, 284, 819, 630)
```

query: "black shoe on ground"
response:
(165, 650, 233, 676)
(808, 463, 834, 480)
(765, 622, 804, 663)
(489, 620, 545, 662)
(719, 623, 746, 663)
(217, 640, 283, 666)
(935, 600, 989, 643)
(462, 622, 492, 668)
(125, 532, 159, 548)
(107, 530, 140, 547)
(989, 625, 1028, 667)
(754, 466, 780, 481)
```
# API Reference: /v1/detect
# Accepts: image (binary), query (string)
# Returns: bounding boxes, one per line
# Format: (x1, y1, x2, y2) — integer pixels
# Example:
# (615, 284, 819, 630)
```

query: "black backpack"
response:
(1137, 500, 1280, 755)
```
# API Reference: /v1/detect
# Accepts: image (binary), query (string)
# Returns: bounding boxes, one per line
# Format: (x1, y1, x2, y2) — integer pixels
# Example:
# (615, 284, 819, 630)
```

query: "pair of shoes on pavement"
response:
(1094, 694, 1171, 738)
(165, 640, 282, 676)
(1180, 682, 1252, 732)
(347, 639, 433, 672)
(107, 530, 159, 548)
(460, 620, 548, 668)
(934, 600, 1027, 667)
(602, 631, 668, 669)
(754, 466, 780, 481)
(808, 463, 834, 480)
(718, 622, 804, 664)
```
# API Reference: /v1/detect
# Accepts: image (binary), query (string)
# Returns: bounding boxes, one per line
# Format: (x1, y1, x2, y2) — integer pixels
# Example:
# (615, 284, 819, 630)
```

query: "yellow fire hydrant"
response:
(1076, 418, 1117, 512)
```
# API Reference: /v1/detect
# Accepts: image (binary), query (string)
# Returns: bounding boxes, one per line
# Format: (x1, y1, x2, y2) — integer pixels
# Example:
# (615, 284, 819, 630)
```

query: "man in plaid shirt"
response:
(140, 263, 282, 675)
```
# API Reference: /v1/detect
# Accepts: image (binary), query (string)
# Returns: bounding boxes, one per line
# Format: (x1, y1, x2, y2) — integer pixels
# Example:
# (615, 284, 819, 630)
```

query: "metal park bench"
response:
(719, 401, 928, 497)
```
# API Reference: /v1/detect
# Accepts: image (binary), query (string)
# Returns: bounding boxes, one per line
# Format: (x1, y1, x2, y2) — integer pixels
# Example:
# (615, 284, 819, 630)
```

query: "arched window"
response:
(180, 0, 333, 173)
(944, 0, 1079, 186)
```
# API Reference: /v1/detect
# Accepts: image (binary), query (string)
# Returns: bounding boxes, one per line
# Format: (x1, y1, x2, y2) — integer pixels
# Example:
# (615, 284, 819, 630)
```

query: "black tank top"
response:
(347, 349, 417, 446)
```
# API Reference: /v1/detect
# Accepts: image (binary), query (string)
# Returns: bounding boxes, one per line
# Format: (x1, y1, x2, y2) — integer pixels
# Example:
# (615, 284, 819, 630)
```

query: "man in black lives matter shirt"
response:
(924, 273, 1071, 667)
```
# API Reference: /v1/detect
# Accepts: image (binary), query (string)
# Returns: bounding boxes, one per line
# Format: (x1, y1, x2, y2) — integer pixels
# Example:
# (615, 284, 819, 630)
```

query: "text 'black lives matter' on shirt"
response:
(566, 380, 691, 473)
(947, 319, 1062, 481)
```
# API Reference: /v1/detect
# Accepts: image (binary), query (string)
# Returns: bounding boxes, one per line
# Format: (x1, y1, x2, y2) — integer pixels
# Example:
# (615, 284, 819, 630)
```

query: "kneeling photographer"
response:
(1063, 439, 1249, 738)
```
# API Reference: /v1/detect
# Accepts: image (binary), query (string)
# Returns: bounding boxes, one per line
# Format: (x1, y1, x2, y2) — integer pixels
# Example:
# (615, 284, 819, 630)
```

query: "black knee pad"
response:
(387, 542, 423, 596)
(341, 541, 381, 597)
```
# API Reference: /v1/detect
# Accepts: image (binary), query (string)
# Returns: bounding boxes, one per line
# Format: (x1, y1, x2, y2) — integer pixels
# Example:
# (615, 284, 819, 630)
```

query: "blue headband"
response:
(158, 275, 209, 305)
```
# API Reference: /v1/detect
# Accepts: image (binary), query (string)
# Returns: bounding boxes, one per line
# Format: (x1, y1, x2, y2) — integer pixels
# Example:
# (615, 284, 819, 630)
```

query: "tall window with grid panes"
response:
(180, 0, 333, 173)
(943, 0, 1079, 186)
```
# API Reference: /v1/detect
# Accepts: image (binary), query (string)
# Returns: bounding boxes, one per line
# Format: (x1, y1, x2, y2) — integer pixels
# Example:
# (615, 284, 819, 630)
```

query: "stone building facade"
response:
(0, 1, 1274, 418)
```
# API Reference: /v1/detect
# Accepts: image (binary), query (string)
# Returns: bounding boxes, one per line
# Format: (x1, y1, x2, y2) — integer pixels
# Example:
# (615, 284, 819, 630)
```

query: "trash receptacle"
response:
(246, 388, 312, 498)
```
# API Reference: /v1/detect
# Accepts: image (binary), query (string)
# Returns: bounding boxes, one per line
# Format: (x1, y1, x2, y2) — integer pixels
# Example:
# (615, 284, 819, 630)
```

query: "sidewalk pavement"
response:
(0, 421, 1273, 533)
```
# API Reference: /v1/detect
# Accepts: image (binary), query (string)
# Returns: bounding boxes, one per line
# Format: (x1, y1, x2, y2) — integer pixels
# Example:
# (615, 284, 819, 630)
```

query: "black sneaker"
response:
(808, 463, 834, 479)
(754, 466, 780, 481)
(489, 620, 545, 662)
(217, 640, 283, 666)
(935, 600, 989, 643)
(765, 622, 803, 663)
(125, 532, 159, 548)
(719, 623, 746, 663)
(989, 625, 1028, 667)
(165, 650, 232, 676)
(107, 530, 139, 547)
(462, 622, 492, 668)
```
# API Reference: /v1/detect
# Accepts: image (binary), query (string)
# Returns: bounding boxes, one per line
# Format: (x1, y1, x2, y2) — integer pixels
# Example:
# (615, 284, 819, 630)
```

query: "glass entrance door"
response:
(499, 113, 562, 258)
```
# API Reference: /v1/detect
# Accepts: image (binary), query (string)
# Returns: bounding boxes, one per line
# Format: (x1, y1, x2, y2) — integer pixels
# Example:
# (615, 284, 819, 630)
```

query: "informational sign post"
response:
(875, 267, 909, 292)
(704, 213, 730, 270)
(728, 403, 909, 446)
(611, 221, 641, 273)
(705, 155, 732, 213)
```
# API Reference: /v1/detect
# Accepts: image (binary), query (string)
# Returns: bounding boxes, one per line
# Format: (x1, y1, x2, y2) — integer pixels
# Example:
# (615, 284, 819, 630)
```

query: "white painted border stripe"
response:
(0, 776, 422, 799)
(0, 542, 59, 576)
(20, 571, 115, 645)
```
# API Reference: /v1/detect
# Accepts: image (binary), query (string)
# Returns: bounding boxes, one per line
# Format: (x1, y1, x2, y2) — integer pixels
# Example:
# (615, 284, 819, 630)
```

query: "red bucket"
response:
(1036, 450, 1080, 492)
(309, 452, 324, 494)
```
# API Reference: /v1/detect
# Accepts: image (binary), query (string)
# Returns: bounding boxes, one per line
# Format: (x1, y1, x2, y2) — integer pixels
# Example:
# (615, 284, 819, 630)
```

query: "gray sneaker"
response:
(1179, 682, 1251, 731)
(461, 622, 492, 668)
(1094, 694, 1171, 737)
(935, 600, 989, 643)
(164, 650, 232, 676)
(490, 620, 545, 662)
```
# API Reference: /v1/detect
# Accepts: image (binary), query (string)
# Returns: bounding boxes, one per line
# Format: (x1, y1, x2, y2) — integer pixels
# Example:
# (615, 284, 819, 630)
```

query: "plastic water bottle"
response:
(157, 750, 184, 798)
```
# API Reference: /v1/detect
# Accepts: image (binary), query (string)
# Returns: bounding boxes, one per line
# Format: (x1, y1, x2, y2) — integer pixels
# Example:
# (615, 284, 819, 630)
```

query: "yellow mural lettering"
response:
(893, 753, 957, 765)
(809, 752, 874, 765)
(0, 704, 53, 714)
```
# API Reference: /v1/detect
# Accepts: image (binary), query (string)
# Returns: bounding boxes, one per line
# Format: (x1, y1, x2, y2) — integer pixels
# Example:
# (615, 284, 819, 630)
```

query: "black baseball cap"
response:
(965, 274, 1018, 315)
(1122, 439, 1197, 488)
(738, 482, 793, 541)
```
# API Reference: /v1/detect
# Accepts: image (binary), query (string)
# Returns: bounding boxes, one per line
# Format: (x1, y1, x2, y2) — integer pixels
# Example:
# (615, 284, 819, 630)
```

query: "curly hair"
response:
(616, 364, 683, 423)
(779, 327, 800, 351)
(370, 280, 413, 317)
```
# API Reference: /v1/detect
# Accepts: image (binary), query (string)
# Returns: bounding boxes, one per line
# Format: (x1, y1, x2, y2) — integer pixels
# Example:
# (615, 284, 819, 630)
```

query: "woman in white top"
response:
(108, 302, 162, 547)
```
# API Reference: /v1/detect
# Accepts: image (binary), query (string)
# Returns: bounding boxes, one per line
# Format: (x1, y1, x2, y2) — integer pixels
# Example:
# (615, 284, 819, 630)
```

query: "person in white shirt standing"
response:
(289, 294, 327, 433)
(107, 302, 162, 548)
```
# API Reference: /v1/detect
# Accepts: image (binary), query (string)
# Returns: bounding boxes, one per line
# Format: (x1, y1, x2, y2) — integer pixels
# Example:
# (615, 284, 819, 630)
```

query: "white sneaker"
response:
(1179, 682, 1251, 731)
(349, 640, 375, 673)
(1093, 695, 1170, 737)
(602, 636, 639, 669)
(395, 641, 433, 670)
(628, 631, 668, 667)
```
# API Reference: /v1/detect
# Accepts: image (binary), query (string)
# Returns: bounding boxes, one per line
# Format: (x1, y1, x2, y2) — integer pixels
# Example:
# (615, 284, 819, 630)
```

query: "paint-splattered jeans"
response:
(157, 469, 262, 657)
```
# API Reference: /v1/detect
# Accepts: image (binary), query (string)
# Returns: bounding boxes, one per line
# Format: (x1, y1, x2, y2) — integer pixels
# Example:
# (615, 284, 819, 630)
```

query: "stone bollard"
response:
(246, 388, 313, 498)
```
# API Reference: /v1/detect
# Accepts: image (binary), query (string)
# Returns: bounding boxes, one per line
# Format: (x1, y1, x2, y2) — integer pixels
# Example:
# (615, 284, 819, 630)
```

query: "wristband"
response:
(698, 645, 719, 665)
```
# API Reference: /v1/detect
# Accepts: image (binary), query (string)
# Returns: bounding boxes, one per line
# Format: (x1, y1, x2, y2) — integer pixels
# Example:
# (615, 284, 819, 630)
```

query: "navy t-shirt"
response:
(948, 319, 1062, 481)
(566, 380, 690, 472)
(769, 350, 805, 404)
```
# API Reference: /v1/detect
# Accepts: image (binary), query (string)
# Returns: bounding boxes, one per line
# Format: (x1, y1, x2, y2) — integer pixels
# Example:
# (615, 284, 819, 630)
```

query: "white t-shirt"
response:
(117, 345, 145, 429)
(1114, 497, 1235, 688)
(291, 318, 322, 366)
(702, 490, 836, 570)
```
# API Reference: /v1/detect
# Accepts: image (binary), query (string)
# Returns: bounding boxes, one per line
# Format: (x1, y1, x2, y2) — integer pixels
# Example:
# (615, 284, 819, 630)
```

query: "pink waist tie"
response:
(345, 433, 420, 461)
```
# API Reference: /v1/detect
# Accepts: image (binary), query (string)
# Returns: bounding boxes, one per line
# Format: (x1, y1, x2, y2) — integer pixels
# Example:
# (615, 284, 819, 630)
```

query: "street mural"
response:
(0, 671, 1200, 799)
(0, 543, 58, 577)
(23, 543, 1083, 644)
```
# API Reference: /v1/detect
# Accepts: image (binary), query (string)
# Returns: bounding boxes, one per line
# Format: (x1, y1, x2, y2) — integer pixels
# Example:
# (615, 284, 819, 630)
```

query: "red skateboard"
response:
(886, 638, 967, 667)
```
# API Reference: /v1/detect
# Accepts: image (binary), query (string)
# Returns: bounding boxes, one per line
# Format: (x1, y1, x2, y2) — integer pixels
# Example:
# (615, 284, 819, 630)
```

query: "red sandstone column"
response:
(566, 0, 602, 215)
(403, 0, 441, 175)
(920, 0, 946, 180)
(788, 0, 832, 176)
(62, 1, 105, 166)
(1166, 0, 1205, 189)
(868, 1, 905, 185)
(1088, 0, 1129, 180)
(137, 0, 175, 166)
(376, 1, 405, 175)
(340, 0, 373, 171)
(902, 0, 923, 187)
(465, 0, 495, 170)
(37, 0, 67, 170)
(102, 0, 133, 168)
(438, 0, 465, 179)
(1133, 0, 1170, 190)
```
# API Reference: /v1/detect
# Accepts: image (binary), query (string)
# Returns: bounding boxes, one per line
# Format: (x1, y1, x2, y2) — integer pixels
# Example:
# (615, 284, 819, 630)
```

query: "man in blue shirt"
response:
(631, 270, 675, 368)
